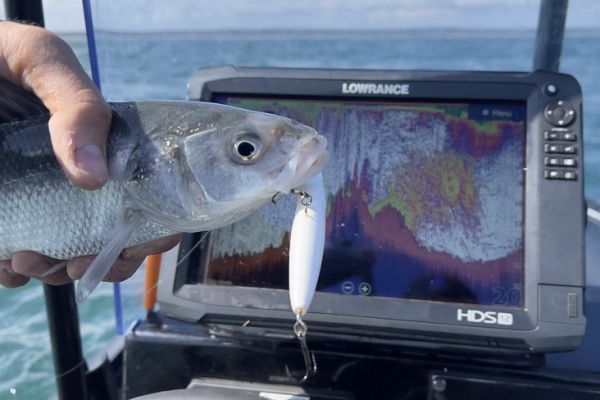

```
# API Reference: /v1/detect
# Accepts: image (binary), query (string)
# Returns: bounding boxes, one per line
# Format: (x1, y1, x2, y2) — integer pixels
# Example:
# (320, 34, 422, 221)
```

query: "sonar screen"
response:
(201, 97, 525, 307)
(158, 67, 585, 353)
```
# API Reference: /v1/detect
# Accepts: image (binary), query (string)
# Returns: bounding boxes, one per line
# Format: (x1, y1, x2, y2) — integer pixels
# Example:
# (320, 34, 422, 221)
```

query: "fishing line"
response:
(174, 232, 209, 270)
(52, 360, 86, 380)
(118, 232, 209, 314)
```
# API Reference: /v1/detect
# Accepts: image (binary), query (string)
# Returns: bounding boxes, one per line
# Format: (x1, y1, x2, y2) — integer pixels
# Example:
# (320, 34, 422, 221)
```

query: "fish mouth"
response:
(271, 134, 328, 194)
(292, 135, 329, 187)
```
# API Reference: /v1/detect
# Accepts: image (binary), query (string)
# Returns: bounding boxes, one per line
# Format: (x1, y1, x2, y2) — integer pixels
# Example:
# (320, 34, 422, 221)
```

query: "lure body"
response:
(288, 173, 326, 316)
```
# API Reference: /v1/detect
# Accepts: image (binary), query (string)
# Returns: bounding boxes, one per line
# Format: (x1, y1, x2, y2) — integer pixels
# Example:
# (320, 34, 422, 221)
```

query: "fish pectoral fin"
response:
(75, 210, 143, 303)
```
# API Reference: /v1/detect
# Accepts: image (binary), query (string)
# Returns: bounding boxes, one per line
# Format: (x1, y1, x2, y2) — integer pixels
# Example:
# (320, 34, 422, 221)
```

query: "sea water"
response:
(0, 30, 598, 399)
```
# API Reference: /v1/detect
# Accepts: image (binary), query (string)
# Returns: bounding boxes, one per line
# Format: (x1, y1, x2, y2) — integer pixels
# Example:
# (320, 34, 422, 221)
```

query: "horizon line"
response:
(54, 27, 600, 35)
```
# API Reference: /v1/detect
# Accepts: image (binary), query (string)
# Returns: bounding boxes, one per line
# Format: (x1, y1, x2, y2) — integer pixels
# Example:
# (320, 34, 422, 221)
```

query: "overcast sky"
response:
(0, 0, 598, 33)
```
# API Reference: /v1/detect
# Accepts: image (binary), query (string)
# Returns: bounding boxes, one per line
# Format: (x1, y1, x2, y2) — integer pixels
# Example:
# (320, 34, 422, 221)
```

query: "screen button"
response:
(545, 100, 576, 127)
(544, 130, 560, 140)
(563, 171, 577, 180)
(544, 170, 563, 179)
(544, 157, 560, 166)
(544, 144, 561, 153)
(563, 145, 577, 154)
(341, 281, 355, 294)
(544, 83, 558, 96)
(358, 282, 372, 296)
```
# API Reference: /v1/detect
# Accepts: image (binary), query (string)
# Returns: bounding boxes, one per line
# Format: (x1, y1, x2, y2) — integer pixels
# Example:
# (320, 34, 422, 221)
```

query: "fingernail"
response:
(76, 144, 108, 182)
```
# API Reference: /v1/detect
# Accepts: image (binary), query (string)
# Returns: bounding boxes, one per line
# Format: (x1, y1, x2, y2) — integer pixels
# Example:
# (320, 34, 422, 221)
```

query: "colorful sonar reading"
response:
(199, 97, 525, 307)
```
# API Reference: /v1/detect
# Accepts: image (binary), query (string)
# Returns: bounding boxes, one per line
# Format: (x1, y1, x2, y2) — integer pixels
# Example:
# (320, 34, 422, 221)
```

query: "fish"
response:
(0, 77, 328, 301)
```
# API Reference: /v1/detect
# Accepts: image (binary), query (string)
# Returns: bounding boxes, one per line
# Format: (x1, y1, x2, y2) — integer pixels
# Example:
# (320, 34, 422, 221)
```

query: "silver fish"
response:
(0, 78, 328, 301)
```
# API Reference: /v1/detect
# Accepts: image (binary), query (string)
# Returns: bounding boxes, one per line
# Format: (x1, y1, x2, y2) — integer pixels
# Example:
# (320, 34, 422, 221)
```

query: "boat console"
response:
(123, 66, 595, 399)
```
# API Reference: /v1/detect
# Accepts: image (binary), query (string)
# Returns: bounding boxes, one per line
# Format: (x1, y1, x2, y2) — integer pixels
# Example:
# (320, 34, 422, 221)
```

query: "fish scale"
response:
(0, 116, 172, 260)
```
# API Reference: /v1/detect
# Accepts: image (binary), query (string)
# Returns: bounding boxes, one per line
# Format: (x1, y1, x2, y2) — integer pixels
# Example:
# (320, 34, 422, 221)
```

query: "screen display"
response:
(192, 96, 525, 307)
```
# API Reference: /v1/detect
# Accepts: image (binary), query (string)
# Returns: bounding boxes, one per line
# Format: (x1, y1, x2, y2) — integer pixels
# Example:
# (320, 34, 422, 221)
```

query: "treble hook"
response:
(290, 314, 317, 384)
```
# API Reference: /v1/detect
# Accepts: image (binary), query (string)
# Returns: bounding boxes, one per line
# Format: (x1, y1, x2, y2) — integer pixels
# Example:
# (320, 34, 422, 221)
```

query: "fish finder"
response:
(158, 66, 585, 353)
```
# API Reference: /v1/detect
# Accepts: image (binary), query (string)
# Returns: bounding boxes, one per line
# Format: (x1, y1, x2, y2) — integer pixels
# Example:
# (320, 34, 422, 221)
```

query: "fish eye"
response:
(232, 133, 262, 163)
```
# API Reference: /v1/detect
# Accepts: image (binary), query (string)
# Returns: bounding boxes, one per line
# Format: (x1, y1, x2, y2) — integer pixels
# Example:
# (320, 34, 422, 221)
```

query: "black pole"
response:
(4, 0, 45, 27)
(43, 284, 89, 400)
(4, 2, 89, 399)
(533, 0, 569, 72)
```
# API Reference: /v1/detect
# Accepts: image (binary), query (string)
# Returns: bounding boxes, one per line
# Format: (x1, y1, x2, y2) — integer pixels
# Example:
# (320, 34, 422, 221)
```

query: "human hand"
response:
(0, 22, 179, 288)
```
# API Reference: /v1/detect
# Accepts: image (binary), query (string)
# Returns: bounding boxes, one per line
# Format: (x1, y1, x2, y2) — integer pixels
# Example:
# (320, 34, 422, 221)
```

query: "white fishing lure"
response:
(288, 173, 326, 316)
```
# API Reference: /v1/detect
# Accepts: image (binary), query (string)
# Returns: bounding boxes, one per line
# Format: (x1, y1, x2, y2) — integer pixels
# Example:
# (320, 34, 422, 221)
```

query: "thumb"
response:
(0, 22, 112, 190)
(48, 99, 112, 190)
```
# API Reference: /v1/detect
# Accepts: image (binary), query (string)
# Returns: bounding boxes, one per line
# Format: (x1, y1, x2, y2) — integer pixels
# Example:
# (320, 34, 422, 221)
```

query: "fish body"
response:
(1, 103, 172, 260)
(0, 79, 327, 300)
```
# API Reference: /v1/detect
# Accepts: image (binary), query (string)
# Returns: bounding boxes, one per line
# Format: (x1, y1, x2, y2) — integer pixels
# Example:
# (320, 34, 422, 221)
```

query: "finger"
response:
(0, 22, 111, 190)
(0, 260, 30, 288)
(67, 255, 142, 282)
(104, 258, 144, 282)
(67, 235, 180, 282)
(121, 234, 182, 261)
(10, 252, 71, 286)
(66, 255, 95, 281)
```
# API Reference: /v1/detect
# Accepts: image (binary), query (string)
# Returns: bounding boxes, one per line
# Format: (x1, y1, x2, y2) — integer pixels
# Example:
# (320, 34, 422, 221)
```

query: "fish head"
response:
(125, 102, 328, 232)
(180, 104, 328, 229)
